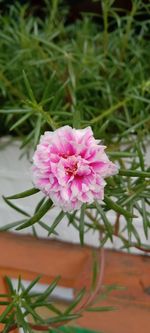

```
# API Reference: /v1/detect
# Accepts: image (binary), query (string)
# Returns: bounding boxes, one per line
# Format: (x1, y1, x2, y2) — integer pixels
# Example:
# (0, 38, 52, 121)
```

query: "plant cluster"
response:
(0, 0, 150, 332)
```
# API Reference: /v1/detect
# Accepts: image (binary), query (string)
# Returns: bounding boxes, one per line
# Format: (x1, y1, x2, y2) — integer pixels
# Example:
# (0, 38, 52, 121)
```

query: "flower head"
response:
(32, 126, 118, 212)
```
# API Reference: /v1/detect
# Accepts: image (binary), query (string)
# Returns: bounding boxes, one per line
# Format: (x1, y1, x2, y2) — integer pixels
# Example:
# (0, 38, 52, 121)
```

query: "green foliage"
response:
(0, 0, 150, 331)
(0, 1, 150, 147)
(0, 276, 82, 332)
(0, 275, 112, 332)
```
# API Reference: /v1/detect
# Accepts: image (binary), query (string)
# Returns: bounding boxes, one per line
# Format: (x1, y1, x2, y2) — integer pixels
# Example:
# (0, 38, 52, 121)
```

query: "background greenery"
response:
(0, 1, 150, 331)
(0, 1, 150, 146)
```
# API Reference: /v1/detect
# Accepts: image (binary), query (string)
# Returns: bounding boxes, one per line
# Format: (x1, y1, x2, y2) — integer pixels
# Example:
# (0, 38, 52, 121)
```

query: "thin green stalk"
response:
(102, 0, 109, 55)
(120, 2, 138, 61)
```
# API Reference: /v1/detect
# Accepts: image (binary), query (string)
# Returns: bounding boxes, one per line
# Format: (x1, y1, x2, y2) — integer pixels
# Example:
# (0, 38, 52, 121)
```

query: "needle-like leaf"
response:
(16, 199, 53, 230)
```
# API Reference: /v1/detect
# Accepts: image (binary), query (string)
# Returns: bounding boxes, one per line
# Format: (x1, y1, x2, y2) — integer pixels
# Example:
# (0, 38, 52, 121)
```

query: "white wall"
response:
(0, 137, 149, 254)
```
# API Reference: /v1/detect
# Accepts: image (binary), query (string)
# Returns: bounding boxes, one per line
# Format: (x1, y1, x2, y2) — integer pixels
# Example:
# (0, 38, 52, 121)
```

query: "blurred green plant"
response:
(0, 1, 150, 147)
(0, 0, 150, 332)
(0, 252, 115, 332)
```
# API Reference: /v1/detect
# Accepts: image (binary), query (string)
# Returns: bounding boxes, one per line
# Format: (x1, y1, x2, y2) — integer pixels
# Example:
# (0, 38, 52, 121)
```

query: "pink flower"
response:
(32, 126, 118, 212)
